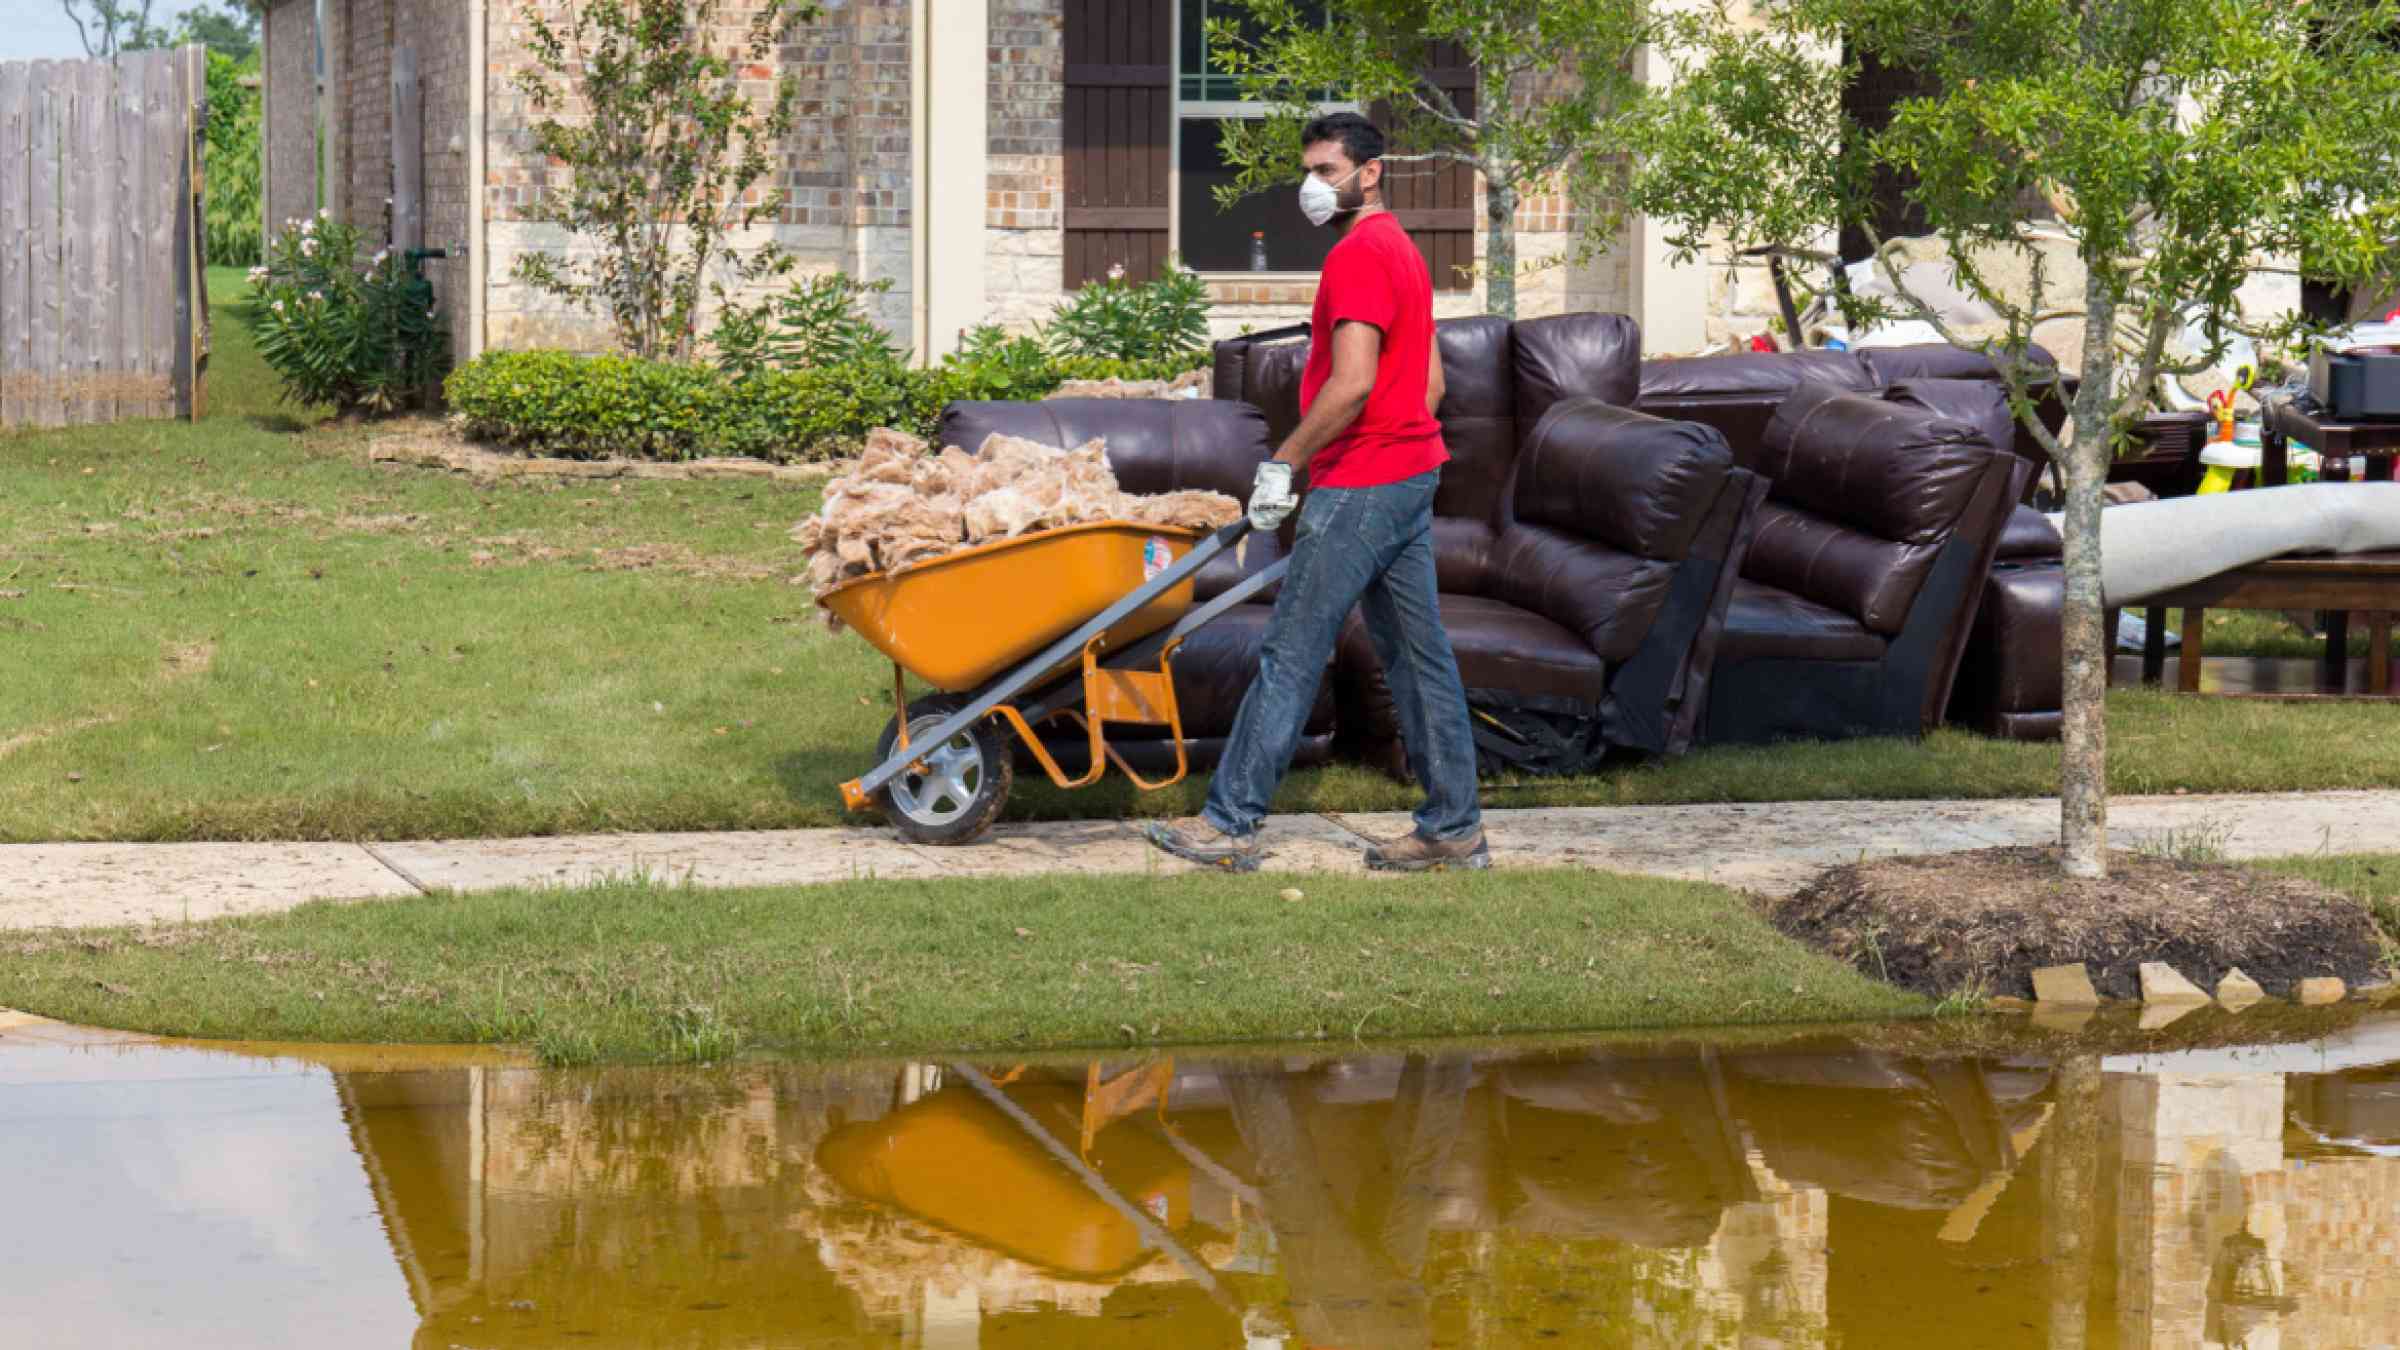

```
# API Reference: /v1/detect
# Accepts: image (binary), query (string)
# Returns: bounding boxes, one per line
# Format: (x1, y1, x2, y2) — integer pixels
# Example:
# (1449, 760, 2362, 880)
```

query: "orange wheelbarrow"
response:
(821, 518, 1283, 844)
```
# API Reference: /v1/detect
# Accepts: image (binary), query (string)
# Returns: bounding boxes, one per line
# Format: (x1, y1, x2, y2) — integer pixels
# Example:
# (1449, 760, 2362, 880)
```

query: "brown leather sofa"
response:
(1632, 345, 2071, 743)
(938, 327, 1761, 772)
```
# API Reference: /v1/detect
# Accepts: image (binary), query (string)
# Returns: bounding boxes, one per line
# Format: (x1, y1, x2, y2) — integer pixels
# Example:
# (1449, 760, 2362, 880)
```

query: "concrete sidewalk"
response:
(5, 790, 2395, 930)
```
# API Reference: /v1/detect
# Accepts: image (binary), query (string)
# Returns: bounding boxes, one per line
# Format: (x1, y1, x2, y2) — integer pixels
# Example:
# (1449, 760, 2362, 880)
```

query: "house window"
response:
(1173, 0, 1347, 276)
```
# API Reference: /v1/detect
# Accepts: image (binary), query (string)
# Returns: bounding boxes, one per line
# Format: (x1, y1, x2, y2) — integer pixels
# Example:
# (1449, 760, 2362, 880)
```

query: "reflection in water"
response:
(4, 1017, 2400, 1347)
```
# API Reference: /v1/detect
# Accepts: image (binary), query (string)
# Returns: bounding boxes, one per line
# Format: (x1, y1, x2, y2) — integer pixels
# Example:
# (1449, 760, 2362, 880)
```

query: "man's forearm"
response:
(1274, 381, 1371, 470)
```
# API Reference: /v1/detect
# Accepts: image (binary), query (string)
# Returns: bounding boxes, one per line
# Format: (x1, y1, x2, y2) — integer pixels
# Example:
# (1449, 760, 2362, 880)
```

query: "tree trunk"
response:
(2059, 268, 2116, 879)
(2041, 1055, 2102, 1349)
(1484, 177, 1517, 319)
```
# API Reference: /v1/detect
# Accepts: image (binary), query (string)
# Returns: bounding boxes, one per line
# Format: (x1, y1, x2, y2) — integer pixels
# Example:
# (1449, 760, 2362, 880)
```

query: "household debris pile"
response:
(794, 427, 1241, 606)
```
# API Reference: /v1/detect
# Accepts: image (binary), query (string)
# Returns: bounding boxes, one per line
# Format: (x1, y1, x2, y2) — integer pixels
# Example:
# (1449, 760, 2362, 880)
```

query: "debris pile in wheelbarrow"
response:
(794, 428, 1241, 615)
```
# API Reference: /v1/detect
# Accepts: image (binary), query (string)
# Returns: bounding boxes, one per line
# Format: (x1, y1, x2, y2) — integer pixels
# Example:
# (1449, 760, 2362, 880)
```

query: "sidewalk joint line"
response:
(1316, 811, 1375, 844)
(361, 844, 434, 897)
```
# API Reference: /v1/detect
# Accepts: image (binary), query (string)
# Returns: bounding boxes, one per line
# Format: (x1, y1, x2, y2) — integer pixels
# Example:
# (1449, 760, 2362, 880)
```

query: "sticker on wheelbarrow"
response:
(1143, 535, 1174, 580)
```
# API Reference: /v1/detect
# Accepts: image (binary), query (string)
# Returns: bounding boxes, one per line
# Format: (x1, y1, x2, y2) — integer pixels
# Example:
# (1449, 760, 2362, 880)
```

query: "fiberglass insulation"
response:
(795, 428, 1241, 617)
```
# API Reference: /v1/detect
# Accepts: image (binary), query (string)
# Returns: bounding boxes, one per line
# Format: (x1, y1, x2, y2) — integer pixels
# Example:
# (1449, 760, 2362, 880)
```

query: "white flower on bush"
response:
(246, 266, 268, 286)
(271, 299, 286, 315)
(308, 290, 325, 304)
(372, 249, 389, 267)
(317, 208, 330, 221)
(300, 236, 318, 256)
(1108, 263, 1127, 281)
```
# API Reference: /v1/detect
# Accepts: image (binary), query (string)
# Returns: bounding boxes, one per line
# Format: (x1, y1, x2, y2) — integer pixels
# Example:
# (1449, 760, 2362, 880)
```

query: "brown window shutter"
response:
(1063, 0, 1173, 287)
(1375, 47, 1476, 294)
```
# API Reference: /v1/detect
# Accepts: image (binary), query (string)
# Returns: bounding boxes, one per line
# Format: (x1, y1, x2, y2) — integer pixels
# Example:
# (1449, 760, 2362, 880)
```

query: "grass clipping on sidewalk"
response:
(0, 868, 1920, 1065)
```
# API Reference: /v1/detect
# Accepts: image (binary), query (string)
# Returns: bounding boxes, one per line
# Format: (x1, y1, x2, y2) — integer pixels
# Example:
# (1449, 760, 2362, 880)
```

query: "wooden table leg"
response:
(2104, 608, 2121, 688)
(2372, 612, 2394, 695)
(2324, 610, 2352, 692)
(2262, 420, 2288, 487)
(2179, 608, 2206, 693)
(2143, 605, 2168, 686)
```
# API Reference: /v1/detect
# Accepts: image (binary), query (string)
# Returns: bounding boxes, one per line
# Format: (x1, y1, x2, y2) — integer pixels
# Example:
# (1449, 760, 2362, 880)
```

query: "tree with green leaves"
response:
(1632, 0, 2400, 877)
(1200, 0, 1654, 318)
(511, 0, 819, 361)
(173, 2, 262, 63)
(61, 0, 167, 57)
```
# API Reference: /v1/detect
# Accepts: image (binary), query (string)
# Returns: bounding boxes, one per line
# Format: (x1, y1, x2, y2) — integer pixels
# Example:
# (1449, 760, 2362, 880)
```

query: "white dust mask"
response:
(1298, 166, 1365, 228)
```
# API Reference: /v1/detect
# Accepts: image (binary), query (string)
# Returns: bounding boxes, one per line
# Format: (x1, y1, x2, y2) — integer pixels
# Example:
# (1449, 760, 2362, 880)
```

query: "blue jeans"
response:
(1203, 470, 1482, 842)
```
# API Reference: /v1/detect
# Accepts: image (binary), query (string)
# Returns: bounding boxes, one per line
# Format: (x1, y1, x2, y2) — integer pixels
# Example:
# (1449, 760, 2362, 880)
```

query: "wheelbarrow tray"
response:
(818, 520, 1205, 692)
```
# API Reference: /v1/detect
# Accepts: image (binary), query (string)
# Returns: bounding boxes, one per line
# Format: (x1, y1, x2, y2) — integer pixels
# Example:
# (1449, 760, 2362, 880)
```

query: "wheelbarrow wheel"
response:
(873, 696, 1013, 846)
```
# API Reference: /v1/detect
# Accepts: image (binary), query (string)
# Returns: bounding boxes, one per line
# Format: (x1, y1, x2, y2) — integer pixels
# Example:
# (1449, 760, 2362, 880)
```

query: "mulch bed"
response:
(1769, 846, 2390, 1000)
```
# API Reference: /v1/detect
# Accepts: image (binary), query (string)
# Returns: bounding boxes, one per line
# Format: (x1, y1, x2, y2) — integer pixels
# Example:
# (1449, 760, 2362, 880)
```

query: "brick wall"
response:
(482, 0, 913, 351)
(983, 1, 1065, 332)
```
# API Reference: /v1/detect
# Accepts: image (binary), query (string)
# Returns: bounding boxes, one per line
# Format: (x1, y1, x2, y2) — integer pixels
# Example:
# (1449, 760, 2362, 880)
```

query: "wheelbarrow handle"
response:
(853, 519, 1253, 800)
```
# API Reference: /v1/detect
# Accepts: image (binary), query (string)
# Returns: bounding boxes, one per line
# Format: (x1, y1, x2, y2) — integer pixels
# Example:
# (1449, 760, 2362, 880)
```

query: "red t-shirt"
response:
(1298, 211, 1449, 488)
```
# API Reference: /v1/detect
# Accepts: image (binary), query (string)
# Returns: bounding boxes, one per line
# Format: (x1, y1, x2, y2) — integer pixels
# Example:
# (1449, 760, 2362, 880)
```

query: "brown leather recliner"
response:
(1702, 381, 2031, 745)
(1218, 313, 1765, 768)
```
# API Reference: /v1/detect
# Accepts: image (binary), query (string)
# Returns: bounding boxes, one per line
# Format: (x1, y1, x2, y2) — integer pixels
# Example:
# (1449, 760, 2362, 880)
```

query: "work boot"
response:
(1145, 818, 1264, 872)
(1363, 829, 1491, 873)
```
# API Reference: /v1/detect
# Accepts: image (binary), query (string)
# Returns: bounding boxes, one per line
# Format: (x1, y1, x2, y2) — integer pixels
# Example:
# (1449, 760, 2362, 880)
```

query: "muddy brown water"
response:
(4, 1015, 2397, 1348)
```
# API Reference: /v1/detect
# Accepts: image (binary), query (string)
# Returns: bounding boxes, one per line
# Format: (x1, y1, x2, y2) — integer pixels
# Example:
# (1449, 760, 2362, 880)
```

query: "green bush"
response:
(712, 273, 902, 376)
(248, 214, 447, 415)
(1045, 261, 1210, 362)
(447, 340, 1210, 463)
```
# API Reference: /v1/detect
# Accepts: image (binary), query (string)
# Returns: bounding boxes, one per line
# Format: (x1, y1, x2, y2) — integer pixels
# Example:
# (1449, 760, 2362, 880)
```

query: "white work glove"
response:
(1249, 460, 1299, 532)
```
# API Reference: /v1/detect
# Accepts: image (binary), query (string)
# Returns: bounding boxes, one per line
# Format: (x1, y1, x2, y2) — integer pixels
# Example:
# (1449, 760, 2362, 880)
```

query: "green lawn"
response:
(5, 270, 2400, 843)
(0, 867, 1926, 1064)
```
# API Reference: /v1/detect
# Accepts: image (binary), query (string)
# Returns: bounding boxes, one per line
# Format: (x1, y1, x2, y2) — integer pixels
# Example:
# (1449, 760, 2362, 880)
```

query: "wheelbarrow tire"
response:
(873, 696, 1013, 846)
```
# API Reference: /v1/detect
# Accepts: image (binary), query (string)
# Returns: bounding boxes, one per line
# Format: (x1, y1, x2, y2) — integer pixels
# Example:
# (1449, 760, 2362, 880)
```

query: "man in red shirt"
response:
(1149, 112, 1486, 873)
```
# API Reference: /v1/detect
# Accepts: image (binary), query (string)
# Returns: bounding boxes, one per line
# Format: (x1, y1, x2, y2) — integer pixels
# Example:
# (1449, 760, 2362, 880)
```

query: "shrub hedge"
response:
(446, 347, 1208, 462)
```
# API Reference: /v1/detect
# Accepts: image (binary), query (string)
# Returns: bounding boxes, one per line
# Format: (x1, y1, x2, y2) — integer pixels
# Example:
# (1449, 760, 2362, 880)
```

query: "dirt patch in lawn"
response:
(1767, 846, 2389, 1001)
(366, 419, 831, 485)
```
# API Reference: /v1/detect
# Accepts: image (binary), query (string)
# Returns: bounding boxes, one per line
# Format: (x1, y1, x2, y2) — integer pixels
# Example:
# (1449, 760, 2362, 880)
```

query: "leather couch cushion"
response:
(1854, 342, 2057, 387)
(1341, 595, 1609, 706)
(1884, 378, 2014, 461)
(1757, 382, 1995, 546)
(1512, 312, 1641, 438)
(1430, 316, 1518, 528)
(1635, 350, 1878, 465)
(1994, 504, 2062, 560)
(1718, 578, 1888, 664)
(1743, 501, 1943, 638)
(1242, 337, 1311, 444)
(1508, 399, 1730, 559)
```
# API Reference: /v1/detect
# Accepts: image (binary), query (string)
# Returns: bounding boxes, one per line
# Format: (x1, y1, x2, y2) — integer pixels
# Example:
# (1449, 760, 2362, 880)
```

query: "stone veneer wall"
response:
(482, 0, 916, 352)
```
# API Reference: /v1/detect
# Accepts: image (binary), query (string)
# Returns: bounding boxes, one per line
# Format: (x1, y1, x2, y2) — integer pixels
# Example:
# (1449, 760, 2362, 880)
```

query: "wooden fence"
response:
(0, 46, 207, 431)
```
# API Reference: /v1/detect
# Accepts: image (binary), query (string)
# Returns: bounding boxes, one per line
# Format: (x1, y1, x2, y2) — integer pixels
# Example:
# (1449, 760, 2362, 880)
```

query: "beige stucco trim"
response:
(466, 0, 488, 360)
(912, 0, 989, 363)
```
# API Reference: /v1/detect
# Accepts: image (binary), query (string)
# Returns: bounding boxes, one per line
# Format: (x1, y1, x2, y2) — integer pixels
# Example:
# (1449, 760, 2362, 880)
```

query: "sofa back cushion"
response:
(1485, 398, 1735, 662)
(1512, 312, 1641, 440)
(1883, 378, 2014, 464)
(1744, 381, 2003, 634)
(1635, 349, 1878, 464)
(935, 397, 1281, 601)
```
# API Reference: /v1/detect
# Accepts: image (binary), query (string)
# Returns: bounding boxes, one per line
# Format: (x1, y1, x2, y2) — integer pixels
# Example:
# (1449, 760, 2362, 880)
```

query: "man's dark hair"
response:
(1300, 111, 1385, 170)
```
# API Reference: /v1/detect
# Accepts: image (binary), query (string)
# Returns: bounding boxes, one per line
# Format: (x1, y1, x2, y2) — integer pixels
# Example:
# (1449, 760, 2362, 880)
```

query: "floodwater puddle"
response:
(3, 1011, 2398, 1347)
